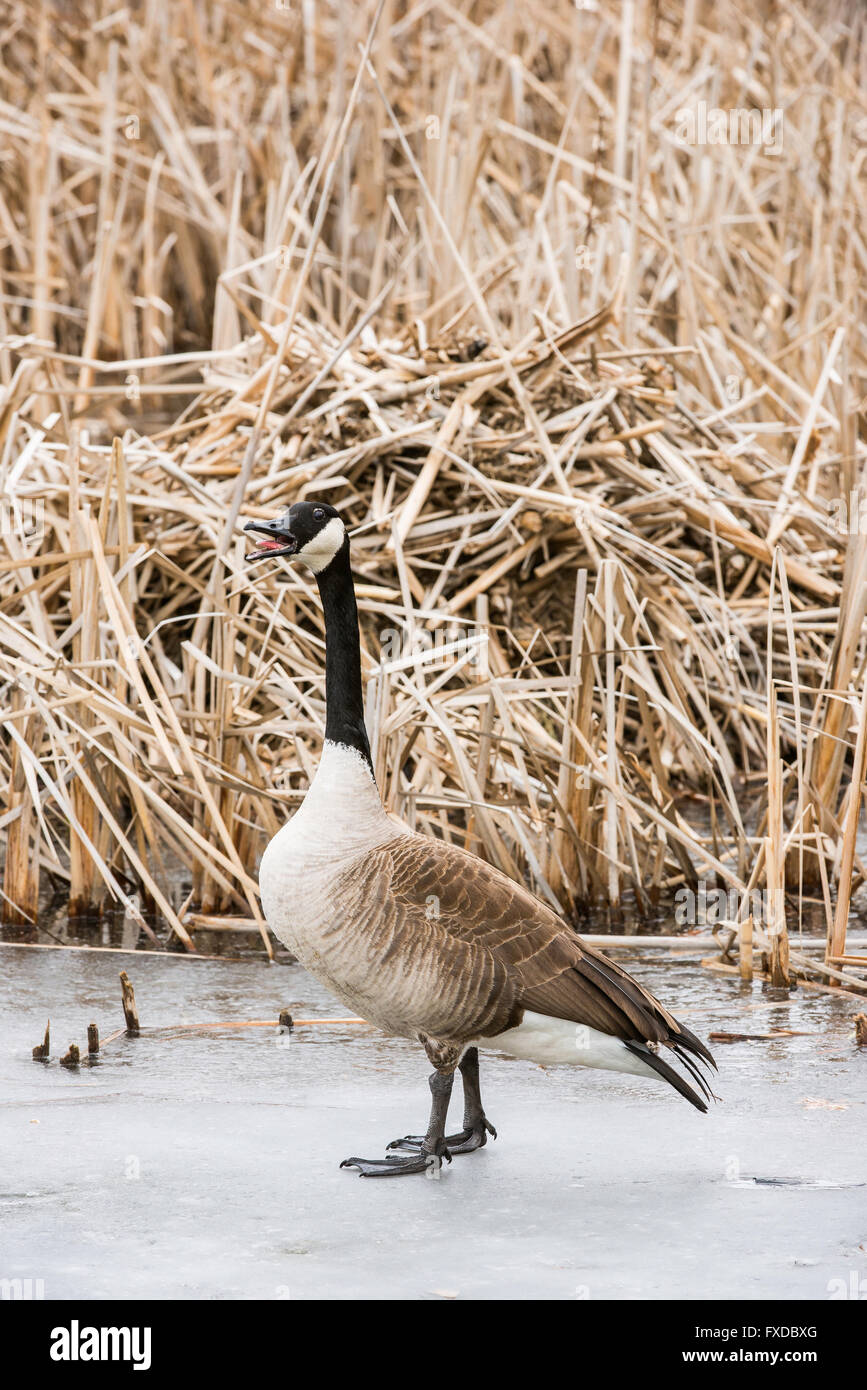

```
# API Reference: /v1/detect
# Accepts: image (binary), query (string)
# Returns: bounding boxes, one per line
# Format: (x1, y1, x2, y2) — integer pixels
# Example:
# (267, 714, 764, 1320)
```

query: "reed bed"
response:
(1, 1, 866, 987)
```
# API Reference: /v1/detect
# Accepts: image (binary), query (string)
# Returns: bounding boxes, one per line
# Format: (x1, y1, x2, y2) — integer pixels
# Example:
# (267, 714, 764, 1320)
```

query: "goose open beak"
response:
(243, 518, 298, 561)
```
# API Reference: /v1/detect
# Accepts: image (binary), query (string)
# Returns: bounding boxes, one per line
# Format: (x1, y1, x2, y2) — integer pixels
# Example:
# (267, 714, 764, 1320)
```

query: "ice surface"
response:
(1, 945, 865, 1300)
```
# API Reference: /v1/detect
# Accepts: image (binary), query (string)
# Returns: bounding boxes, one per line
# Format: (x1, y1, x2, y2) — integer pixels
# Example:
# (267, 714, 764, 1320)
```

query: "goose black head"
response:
(244, 501, 346, 574)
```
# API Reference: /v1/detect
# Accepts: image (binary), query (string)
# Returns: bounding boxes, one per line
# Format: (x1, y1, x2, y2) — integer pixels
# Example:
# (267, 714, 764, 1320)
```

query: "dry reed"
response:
(1, 1, 866, 990)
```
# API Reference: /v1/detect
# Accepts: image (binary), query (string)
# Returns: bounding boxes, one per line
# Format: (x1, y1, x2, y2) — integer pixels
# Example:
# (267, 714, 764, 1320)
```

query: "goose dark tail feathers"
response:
(625, 1026, 718, 1113)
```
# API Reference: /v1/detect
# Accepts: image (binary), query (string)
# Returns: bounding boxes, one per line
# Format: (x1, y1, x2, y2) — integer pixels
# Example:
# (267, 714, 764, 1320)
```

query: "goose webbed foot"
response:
(387, 1116, 496, 1155)
(453, 1115, 497, 1152)
(340, 1138, 452, 1179)
(340, 1067, 455, 1178)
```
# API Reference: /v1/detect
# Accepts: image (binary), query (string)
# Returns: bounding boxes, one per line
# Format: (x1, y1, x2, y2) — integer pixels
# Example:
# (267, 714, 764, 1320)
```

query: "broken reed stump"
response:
(87, 1022, 99, 1056)
(768, 932, 791, 990)
(119, 971, 140, 1035)
(32, 1020, 50, 1061)
(60, 1043, 80, 1068)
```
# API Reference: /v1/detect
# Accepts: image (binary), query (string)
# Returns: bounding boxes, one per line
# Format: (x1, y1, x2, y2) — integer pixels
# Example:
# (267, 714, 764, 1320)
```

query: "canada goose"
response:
(244, 501, 716, 1177)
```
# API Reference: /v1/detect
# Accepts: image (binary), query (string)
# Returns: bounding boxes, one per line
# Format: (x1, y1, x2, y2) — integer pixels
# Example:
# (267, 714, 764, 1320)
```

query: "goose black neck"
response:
(315, 539, 374, 775)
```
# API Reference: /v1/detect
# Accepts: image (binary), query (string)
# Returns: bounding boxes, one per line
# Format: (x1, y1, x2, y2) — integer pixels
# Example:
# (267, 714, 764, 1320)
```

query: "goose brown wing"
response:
(364, 834, 715, 1079)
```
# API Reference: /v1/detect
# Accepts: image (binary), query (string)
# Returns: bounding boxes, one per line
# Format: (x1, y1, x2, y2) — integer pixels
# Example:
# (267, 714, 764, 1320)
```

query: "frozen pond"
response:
(1, 944, 865, 1300)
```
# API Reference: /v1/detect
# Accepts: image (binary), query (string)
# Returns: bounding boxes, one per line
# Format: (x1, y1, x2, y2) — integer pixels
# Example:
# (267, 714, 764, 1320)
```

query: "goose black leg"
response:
(340, 1070, 454, 1178)
(387, 1047, 497, 1157)
(448, 1046, 498, 1152)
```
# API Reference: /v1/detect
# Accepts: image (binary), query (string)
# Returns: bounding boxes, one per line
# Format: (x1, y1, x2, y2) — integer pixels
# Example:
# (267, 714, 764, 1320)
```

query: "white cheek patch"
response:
(297, 517, 346, 573)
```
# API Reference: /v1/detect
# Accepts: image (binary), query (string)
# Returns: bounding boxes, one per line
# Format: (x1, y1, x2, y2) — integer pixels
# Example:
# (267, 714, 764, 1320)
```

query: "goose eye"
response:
(313, 507, 325, 521)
